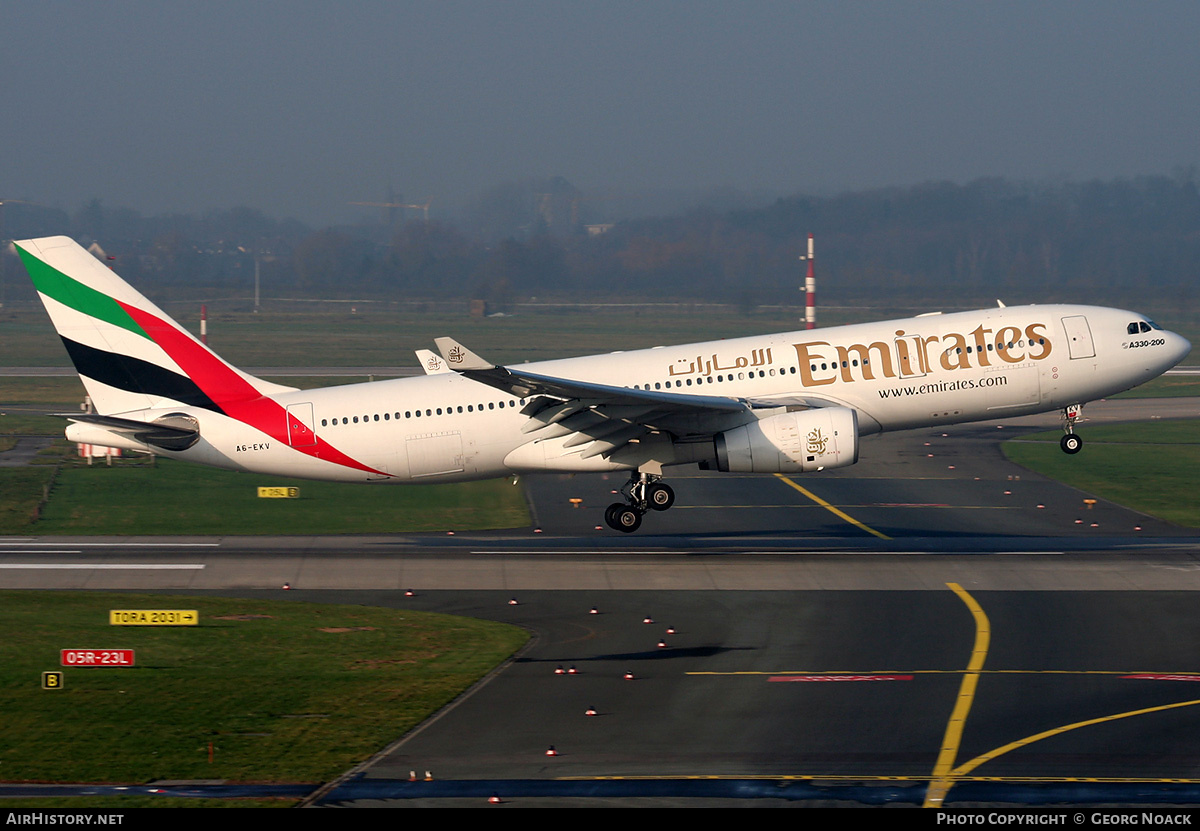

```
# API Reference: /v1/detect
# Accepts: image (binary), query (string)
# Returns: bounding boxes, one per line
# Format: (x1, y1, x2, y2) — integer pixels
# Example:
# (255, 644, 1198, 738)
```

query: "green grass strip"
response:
(29, 458, 530, 535)
(0, 592, 528, 784)
(1003, 420, 1200, 527)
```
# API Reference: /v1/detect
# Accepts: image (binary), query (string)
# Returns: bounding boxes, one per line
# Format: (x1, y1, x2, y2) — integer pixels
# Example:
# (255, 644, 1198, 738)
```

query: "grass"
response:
(0, 465, 58, 532)
(1112, 374, 1200, 398)
(6, 456, 530, 535)
(0, 304, 821, 369)
(1002, 420, 1200, 527)
(0, 591, 528, 784)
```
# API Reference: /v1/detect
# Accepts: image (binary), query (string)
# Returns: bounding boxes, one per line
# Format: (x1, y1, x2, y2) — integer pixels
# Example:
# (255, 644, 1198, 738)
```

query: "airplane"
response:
(13, 235, 1192, 533)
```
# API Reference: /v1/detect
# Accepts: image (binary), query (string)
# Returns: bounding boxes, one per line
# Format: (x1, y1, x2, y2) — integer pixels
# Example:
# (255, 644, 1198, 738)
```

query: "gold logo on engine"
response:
(806, 428, 829, 455)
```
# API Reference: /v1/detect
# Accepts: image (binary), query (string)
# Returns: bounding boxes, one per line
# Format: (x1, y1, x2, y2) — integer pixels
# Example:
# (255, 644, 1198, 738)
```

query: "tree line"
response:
(4, 173, 1198, 310)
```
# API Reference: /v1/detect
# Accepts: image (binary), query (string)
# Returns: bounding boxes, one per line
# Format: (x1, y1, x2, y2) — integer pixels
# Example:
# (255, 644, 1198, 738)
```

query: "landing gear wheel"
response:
(612, 506, 642, 533)
(1061, 434, 1083, 454)
(646, 482, 675, 512)
(604, 502, 627, 530)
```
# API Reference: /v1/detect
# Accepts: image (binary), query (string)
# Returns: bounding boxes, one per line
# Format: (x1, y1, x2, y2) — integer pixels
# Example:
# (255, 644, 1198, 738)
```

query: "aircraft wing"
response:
(433, 337, 830, 461)
(434, 337, 748, 411)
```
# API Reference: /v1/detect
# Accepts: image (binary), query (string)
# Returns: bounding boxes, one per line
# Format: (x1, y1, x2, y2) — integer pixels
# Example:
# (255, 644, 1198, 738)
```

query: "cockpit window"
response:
(1127, 322, 1140, 335)
(1139, 321, 1152, 333)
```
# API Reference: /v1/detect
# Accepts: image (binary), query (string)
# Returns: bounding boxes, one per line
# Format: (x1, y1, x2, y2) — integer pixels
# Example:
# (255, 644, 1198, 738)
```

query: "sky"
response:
(2, 1, 1199, 226)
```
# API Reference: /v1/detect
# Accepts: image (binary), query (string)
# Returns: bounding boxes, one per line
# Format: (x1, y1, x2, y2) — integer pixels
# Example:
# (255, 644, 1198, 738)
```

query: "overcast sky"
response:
(2, 1, 1198, 225)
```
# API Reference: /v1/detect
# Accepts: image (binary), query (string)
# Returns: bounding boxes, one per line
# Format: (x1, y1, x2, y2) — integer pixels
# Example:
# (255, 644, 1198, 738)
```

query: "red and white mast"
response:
(803, 233, 816, 330)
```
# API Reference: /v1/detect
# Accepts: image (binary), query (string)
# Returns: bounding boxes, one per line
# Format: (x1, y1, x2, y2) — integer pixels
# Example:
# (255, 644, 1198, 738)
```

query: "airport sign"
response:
(257, 487, 300, 498)
(109, 609, 198, 626)
(60, 649, 135, 667)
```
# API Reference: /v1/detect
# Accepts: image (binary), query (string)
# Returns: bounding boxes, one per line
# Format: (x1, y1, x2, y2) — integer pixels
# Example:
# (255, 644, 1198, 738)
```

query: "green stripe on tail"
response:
(15, 244, 149, 340)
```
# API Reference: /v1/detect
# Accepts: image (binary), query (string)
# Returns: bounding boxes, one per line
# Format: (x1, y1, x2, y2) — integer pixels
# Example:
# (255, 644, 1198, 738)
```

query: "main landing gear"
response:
(604, 472, 675, 533)
(1060, 403, 1083, 454)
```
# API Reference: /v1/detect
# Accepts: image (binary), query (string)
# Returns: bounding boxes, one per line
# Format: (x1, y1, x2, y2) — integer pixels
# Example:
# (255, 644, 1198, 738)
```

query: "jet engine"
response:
(712, 407, 859, 473)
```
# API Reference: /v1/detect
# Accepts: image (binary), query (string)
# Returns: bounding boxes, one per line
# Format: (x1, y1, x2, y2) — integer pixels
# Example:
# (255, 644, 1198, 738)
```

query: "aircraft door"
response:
(285, 403, 317, 448)
(1061, 316, 1096, 360)
(894, 335, 927, 378)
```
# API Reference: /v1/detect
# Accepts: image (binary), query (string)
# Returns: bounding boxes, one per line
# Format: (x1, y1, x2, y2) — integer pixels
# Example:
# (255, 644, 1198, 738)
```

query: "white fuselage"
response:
(97, 303, 1190, 483)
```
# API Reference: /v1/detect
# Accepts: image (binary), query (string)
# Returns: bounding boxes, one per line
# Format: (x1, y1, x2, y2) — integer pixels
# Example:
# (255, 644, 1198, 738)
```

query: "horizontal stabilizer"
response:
(64, 413, 199, 450)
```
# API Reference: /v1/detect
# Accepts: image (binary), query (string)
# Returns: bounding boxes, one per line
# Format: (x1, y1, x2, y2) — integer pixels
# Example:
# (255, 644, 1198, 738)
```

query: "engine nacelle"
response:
(713, 407, 859, 473)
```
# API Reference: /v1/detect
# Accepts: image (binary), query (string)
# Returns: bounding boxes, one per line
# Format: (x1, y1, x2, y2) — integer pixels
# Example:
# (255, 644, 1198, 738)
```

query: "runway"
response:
(2, 397, 1199, 807)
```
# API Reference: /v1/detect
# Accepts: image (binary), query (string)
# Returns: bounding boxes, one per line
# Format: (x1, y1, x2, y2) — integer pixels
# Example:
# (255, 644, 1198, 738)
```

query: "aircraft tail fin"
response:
(14, 236, 296, 416)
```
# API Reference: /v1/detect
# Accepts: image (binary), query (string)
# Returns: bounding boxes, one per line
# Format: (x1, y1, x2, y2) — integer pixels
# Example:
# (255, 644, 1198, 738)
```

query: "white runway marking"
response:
(0, 563, 207, 570)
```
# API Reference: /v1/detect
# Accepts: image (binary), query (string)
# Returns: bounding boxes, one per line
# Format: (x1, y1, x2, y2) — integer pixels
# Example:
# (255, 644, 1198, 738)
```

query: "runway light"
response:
(508, 598, 519, 606)
(404, 589, 415, 597)
(425, 771, 433, 781)
(585, 706, 597, 716)
(555, 665, 565, 675)
(1090, 522, 1099, 528)
(643, 616, 654, 624)
(546, 746, 558, 757)
(624, 671, 635, 680)
(1037, 504, 1045, 509)
(594, 525, 603, 530)
(488, 794, 502, 804)
(666, 627, 676, 635)
(1134, 525, 1142, 531)
(1074, 519, 1084, 525)
(568, 665, 578, 674)
(948, 465, 955, 470)
(533, 527, 543, 534)
(657, 640, 667, 648)
(446, 530, 455, 536)
(1004, 490, 1011, 495)
(590, 606, 599, 615)
(409, 770, 417, 781)
(282, 582, 291, 590)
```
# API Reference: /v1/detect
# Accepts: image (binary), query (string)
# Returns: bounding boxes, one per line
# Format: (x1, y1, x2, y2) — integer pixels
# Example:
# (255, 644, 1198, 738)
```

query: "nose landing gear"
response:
(603, 472, 676, 533)
(1060, 403, 1083, 454)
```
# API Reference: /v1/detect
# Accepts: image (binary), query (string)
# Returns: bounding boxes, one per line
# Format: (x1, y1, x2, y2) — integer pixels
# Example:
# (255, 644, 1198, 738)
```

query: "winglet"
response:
(414, 349, 453, 375)
(433, 337, 494, 371)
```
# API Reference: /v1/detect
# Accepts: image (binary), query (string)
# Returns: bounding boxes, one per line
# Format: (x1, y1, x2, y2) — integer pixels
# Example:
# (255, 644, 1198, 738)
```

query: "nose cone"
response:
(1167, 331, 1192, 368)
